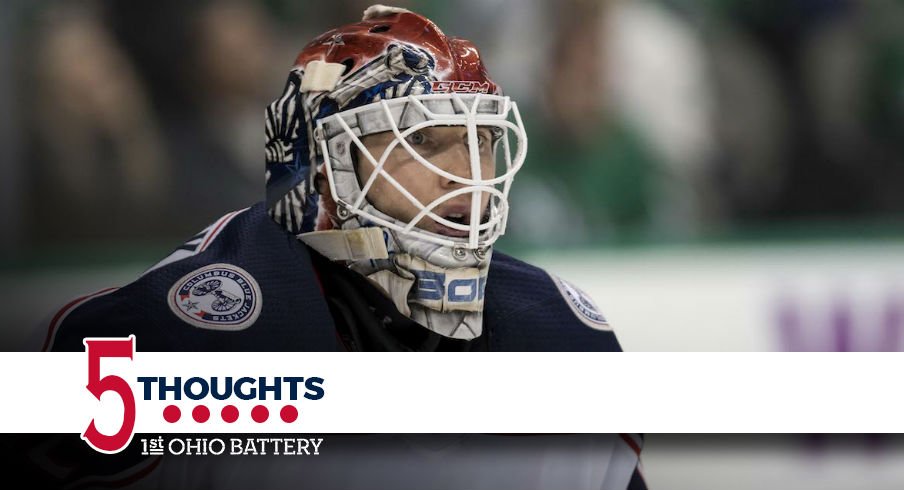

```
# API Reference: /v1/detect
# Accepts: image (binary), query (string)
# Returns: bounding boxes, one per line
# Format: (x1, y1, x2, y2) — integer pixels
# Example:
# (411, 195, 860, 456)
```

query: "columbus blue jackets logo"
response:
(167, 264, 262, 331)
(551, 275, 611, 331)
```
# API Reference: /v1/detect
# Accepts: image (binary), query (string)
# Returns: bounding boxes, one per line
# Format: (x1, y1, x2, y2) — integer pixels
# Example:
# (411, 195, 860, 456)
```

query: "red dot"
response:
(163, 405, 181, 423)
(221, 405, 239, 423)
(251, 405, 269, 423)
(280, 405, 298, 423)
(192, 405, 210, 423)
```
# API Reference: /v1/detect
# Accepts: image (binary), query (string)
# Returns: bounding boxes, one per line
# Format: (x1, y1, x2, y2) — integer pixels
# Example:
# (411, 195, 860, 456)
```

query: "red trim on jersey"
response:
(619, 433, 642, 456)
(42, 287, 119, 351)
(68, 455, 162, 490)
(199, 210, 240, 251)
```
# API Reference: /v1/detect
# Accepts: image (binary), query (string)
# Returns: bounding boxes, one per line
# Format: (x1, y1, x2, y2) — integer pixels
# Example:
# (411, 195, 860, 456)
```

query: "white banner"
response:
(2, 347, 903, 443)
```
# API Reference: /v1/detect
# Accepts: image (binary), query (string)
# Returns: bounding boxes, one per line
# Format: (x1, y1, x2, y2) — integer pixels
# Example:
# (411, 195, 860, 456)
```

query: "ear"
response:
(314, 171, 330, 196)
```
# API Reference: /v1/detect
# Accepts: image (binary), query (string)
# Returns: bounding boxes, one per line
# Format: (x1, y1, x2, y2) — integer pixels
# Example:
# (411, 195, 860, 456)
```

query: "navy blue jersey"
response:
(43, 203, 622, 352)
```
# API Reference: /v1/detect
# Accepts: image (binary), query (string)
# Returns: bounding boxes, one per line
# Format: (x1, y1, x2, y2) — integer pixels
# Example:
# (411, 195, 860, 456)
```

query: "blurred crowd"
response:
(2, 0, 902, 257)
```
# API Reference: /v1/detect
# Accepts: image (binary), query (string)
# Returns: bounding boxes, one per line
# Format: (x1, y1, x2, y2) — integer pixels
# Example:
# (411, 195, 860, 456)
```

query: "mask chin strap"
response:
(298, 226, 490, 340)
(298, 228, 389, 261)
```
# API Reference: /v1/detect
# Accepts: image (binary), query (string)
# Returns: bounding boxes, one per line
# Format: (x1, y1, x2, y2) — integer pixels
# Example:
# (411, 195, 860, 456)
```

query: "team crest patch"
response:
(167, 264, 262, 331)
(550, 275, 611, 331)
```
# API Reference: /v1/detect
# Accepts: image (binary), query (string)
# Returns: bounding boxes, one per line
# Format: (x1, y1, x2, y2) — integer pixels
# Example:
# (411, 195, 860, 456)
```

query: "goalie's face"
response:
(355, 126, 496, 238)
(316, 94, 526, 250)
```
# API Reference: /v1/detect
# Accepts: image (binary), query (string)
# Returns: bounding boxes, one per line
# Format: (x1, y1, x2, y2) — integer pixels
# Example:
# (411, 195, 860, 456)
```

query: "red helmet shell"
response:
(293, 10, 499, 94)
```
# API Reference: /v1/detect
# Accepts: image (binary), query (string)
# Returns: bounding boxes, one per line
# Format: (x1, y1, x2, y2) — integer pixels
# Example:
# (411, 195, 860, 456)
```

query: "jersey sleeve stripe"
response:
(140, 207, 251, 277)
(618, 433, 643, 456)
(199, 207, 248, 252)
(42, 287, 120, 352)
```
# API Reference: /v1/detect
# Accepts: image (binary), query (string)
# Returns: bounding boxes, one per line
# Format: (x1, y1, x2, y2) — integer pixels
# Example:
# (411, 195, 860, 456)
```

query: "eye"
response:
(478, 127, 501, 147)
(405, 131, 426, 146)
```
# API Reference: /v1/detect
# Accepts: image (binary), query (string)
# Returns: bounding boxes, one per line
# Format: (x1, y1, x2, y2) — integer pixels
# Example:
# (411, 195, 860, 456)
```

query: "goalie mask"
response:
(265, 5, 527, 340)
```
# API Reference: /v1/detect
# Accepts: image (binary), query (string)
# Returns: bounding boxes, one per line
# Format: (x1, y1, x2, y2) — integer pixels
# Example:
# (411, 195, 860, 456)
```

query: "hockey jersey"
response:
(43, 203, 622, 352)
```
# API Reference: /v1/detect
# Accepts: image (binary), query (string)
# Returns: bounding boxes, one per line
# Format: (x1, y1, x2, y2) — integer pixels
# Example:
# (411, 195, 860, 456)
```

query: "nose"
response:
(434, 142, 475, 189)
(430, 133, 475, 189)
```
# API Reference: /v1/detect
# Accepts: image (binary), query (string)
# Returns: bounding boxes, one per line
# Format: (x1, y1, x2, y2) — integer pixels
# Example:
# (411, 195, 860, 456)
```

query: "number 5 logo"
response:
(81, 335, 137, 454)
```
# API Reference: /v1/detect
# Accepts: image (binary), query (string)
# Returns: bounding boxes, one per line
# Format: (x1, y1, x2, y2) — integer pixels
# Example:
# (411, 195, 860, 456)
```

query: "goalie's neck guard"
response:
(299, 208, 495, 340)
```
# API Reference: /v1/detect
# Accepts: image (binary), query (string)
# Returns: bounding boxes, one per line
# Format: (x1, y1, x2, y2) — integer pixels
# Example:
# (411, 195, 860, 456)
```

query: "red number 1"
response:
(81, 335, 136, 454)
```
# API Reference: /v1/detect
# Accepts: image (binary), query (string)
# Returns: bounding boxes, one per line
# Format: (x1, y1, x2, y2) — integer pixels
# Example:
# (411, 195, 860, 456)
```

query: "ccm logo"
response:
(430, 80, 491, 94)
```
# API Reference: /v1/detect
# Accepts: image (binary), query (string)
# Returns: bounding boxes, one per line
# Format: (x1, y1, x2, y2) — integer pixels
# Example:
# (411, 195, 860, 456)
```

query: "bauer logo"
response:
(167, 263, 262, 331)
(80, 336, 326, 454)
(411, 270, 487, 308)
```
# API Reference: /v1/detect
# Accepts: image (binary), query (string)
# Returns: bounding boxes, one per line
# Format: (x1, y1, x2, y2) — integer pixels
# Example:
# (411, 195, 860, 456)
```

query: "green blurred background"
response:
(3, 0, 902, 257)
